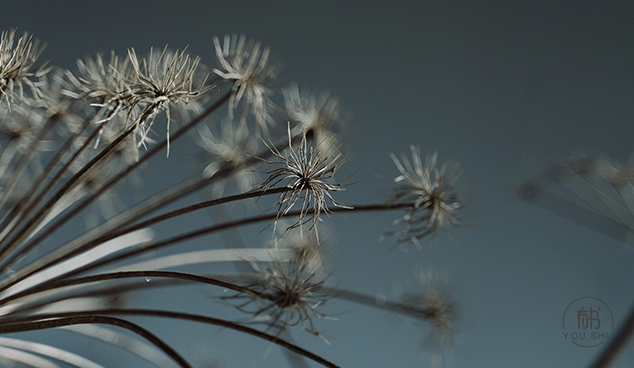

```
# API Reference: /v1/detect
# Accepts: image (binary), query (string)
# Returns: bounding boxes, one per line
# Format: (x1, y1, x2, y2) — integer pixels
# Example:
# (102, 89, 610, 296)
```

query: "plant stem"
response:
(0, 315, 192, 368)
(0, 309, 342, 368)
(589, 299, 634, 368)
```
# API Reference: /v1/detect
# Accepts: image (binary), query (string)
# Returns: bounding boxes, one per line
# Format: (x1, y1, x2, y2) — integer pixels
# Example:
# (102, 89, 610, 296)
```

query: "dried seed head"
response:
(193, 118, 260, 196)
(226, 255, 335, 339)
(127, 46, 209, 155)
(259, 125, 351, 232)
(399, 269, 459, 352)
(271, 223, 332, 274)
(0, 29, 51, 107)
(213, 34, 281, 134)
(523, 152, 634, 240)
(63, 51, 137, 126)
(387, 146, 466, 249)
(283, 82, 349, 147)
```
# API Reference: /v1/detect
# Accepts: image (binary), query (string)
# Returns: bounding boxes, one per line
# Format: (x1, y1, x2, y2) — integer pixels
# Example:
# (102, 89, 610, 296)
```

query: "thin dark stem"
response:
(3, 270, 436, 332)
(116, 186, 289, 237)
(0, 134, 306, 294)
(589, 300, 634, 368)
(40, 202, 415, 284)
(0, 121, 138, 270)
(0, 270, 260, 308)
(0, 202, 414, 297)
(0, 315, 192, 368)
(322, 285, 432, 320)
(1, 111, 96, 236)
(3, 91, 231, 272)
(3, 277, 184, 317)
(0, 309, 341, 368)
(0, 91, 232, 293)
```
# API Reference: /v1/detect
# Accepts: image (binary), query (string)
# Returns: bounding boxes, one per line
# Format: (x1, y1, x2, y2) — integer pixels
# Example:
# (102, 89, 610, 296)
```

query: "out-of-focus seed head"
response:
(398, 269, 460, 353)
(283, 82, 349, 148)
(271, 223, 332, 274)
(213, 34, 281, 134)
(192, 118, 260, 197)
(62, 51, 138, 126)
(386, 146, 466, 249)
(226, 254, 335, 340)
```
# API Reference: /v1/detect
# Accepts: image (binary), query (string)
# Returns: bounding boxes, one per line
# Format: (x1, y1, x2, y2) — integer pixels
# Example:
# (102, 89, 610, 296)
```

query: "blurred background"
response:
(1, 0, 633, 367)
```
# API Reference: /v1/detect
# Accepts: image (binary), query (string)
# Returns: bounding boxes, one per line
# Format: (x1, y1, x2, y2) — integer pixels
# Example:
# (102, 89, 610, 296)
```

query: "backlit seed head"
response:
(259, 125, 351, 233)
(213, 34, 281, 134)
(387, 146, 466, 249)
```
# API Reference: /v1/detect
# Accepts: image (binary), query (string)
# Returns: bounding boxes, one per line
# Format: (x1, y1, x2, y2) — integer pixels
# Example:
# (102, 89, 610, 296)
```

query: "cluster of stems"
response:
(0, 30, 466, 367)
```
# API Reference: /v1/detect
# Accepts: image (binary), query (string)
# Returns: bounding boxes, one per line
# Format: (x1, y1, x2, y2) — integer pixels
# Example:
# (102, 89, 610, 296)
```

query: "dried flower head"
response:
(399, 269, 459, 352)
(552, 151, 634, 190)
(522, 152, 634, 239)
(283, 82, 349, 146)
(0, 29, 51, 107)
(271, 222, 331, 274)
(128, 46, 209, 155)
(62, 51, 137, 126)
(193, 118, 260, 196)
(387, 146, 465, 249)
(35, 70, 84, 130)
(259, 125, 351, 232)
(0, 102, 51, 178)
(226, 253, 334, 339)
(213, 34, 281, 134)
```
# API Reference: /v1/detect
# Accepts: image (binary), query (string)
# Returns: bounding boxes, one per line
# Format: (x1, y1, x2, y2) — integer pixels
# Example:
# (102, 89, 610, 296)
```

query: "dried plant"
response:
(223, 251, 336, 341)
(212, 34, 281, 134)
(521, 152, 634, 368)
(386, 146, 466, 249)
(0, 29, 51, 107)
(258, 125, 351, 234)
(0, 29, 469, 368)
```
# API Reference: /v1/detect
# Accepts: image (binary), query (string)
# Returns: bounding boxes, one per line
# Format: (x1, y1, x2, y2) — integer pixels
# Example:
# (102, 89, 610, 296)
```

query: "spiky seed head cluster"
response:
(259, 125, 351, 232)
(0, 29, 51, 107)
(387, 146, 465, 249)
(399, 270, 459, 352)
(62, 51, 141, 153)
(63, 47, 210, 157)
(600, 160, 634, 187)
(283, 82, 348, 146)
(271, 223, 331, 274)
(128, 46, 209, 154)
(517, 152, 601, 203)
(227, 254, 334, 338)
(213, 34, 281, 134)
(0, 103, 45, 144)
(62, 51, 136, 119)
(193, 119, 260, 196)
(34, 71, 84, 130)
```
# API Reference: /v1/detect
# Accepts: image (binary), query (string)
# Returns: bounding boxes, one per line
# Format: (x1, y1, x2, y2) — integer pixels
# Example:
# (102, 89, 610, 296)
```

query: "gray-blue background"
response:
(2, 1, 633, 367)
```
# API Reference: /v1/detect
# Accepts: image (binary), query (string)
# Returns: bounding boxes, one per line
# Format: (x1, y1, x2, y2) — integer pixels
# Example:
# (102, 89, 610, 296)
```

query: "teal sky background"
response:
(1, 1, 634, 367)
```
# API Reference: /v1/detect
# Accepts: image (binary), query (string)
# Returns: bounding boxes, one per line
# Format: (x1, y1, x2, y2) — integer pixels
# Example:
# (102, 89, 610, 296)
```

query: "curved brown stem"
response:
(589, 300, 634, 368)
(0, 315, 192, 368)
(0, 91, 231, 278)
(0, 309, 341, 368)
